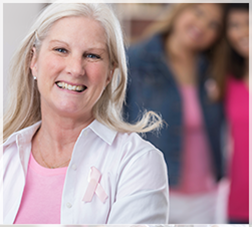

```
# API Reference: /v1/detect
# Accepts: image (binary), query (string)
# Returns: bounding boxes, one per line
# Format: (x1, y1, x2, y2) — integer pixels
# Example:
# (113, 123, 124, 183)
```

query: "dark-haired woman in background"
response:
(223, 3, 249, 224)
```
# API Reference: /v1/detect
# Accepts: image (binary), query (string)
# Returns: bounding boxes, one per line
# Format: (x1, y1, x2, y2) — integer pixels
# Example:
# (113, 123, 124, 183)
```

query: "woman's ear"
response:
(30, 47, 38, 77)
(106, 67, 115, 86)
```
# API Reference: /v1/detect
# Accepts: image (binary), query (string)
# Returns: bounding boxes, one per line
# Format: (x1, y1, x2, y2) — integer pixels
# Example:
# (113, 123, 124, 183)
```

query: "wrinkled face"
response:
(30, 16, 113, 120)
(172, 4, 223, 51)
(227, 9, 249, 58)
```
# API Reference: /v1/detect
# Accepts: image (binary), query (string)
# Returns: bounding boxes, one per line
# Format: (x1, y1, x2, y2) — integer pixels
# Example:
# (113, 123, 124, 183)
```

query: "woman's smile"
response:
(55, 81, 87, 93)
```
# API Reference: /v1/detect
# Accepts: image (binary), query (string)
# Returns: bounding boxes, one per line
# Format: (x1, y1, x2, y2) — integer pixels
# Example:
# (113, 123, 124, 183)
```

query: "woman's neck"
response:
(31, 103, 95, 168)
(36, 107, 94, 155)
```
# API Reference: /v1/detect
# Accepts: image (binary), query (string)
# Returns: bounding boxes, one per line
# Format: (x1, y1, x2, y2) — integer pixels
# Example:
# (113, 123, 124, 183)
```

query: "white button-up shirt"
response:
(2, 120, 169, 224)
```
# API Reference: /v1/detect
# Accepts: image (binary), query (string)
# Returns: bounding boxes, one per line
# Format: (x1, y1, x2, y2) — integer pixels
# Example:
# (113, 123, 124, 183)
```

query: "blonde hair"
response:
(3, 3, 163, 142)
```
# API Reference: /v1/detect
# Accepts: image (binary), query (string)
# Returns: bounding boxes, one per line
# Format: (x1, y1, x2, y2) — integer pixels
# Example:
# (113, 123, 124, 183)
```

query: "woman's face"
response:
(172, 4, 223, 51)
(30, 16, 113, 121)
(227, 9, 249, 58)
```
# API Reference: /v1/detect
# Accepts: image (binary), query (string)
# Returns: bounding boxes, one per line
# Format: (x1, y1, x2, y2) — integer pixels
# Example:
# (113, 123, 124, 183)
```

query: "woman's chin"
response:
(46, 102, 89, 120)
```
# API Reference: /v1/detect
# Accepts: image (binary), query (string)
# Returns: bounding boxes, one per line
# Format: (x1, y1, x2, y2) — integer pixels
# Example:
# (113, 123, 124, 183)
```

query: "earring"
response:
(33, 76, 37, 80)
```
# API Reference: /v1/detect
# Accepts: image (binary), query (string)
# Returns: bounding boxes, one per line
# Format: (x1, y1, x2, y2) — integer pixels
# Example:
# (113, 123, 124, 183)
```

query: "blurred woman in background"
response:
(125, 3, 227, 223)
(222, 3, 249, 224)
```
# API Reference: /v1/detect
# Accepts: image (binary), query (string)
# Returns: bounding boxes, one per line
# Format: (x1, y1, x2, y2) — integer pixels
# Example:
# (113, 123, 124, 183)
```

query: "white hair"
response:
(3, 3, 163, 142)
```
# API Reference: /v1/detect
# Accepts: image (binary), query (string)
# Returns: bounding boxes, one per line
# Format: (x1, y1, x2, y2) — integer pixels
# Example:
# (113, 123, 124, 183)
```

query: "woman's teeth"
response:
(56, 81, 85, 92)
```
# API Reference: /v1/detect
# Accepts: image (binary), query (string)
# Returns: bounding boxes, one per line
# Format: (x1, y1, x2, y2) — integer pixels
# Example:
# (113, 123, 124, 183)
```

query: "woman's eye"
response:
(86, 54, 101, 59)
(55, 48, 67, 53)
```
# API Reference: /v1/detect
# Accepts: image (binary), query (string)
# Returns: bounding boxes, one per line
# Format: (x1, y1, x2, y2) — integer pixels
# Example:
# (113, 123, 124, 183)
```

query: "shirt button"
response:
(66, 202, 72, 208)
(72, 164, 77, 170)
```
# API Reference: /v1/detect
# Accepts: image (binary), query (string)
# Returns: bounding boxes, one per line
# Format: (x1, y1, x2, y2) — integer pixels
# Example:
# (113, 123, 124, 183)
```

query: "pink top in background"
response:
(14, 152, 67, 224)
(171, 85, 216, 194)
(225, 76, 249, 220)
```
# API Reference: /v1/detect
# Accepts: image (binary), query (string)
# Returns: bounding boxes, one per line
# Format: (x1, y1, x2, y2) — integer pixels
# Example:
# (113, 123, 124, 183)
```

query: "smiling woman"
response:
(2, 3, 168, 224)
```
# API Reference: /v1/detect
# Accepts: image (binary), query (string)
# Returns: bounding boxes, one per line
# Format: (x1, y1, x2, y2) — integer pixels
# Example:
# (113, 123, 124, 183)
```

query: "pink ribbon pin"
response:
(82, 166, 108, 203)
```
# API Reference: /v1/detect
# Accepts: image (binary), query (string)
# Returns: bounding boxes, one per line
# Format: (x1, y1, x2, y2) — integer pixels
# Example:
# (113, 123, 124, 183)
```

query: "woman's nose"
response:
(199, 19, 209, 32)
(66, 55, 85, 77)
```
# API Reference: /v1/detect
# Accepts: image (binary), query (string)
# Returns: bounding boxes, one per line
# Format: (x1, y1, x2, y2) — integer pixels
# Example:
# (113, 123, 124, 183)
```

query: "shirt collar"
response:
(3, 121, 41, 147)
(3, 120, 117, 147)
(86, 120, 117, 146)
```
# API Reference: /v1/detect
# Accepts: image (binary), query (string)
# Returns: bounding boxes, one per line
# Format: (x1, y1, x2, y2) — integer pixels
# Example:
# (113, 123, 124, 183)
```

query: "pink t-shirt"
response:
(225, 76, 249, 220)
(14, 152, 67, 224)
(171, 85, 216, 194)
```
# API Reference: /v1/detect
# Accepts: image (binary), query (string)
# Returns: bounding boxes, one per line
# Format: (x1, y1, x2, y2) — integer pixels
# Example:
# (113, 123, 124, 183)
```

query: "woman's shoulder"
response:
(226, 74, 247, 90)
(90, 120, 160, 154)
(114, 131, 164, 161)
(117, 131, 156, 148)
(112, 131, 168, 189)
(84, 120, 166, 174)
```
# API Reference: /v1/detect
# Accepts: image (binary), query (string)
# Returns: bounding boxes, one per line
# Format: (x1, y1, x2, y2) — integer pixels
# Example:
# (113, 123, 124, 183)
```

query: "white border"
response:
(0, 0, 250, 225)
(0, 0, 3, 225)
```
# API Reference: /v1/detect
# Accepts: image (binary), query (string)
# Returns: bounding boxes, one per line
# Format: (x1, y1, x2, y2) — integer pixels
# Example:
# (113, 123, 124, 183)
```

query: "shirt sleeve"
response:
(107, 148, 169, 224)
